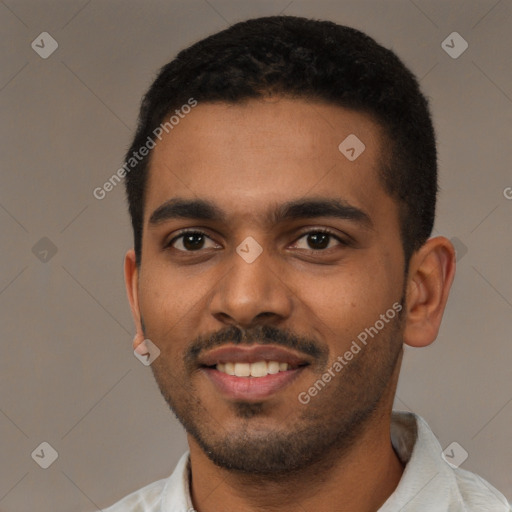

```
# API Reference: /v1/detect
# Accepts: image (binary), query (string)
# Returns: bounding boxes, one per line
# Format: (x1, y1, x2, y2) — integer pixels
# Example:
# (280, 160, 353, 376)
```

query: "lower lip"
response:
(202, 367, 306, 401)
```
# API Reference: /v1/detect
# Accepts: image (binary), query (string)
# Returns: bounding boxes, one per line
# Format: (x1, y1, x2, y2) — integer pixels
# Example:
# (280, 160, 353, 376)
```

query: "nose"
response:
(208, 244, 293, 328)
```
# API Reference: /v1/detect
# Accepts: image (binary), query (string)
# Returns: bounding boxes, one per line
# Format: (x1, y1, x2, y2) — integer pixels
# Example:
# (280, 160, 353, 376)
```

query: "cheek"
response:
(297, 274, 372, 339)
(137, 269, 184, 348)
(137, 264, 218, 360)
(139, 259, 200, 322)
(294, 256, 400, 343)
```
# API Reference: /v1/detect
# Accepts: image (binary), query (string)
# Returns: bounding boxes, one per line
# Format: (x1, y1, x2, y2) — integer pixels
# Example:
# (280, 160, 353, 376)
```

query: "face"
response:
(132, 98, 407, 475)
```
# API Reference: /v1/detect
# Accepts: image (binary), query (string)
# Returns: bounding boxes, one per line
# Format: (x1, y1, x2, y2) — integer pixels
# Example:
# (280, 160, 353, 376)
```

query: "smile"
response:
(214, 360, 299, 377)
(198, 343, 311, 400)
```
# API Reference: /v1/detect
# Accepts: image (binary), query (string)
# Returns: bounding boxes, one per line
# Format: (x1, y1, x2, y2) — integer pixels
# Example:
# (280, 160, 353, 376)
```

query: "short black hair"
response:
(124, 15, 437, 266)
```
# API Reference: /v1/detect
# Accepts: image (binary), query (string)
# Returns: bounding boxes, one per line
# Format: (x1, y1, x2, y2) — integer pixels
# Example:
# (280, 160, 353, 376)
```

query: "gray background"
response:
(1, 0, 511, 510)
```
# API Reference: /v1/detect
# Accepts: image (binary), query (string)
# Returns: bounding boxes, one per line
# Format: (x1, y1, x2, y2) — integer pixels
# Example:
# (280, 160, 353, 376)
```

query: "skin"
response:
(125, 98, 455, 512)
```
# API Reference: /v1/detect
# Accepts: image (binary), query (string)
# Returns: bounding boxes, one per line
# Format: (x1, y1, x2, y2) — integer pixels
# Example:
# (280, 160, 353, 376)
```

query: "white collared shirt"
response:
(103, 411, 511, 511)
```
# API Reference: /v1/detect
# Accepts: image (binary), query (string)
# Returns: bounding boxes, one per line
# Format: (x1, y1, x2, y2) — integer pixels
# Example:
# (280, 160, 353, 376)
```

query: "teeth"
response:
(234, 362, 251, 377)
(250, 361, 267, 377)
(267, 361, 280, 374)
(215, 360, 292, 377)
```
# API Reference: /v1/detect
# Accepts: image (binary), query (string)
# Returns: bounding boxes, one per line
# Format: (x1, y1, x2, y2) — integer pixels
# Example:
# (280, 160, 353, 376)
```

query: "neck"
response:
(188, 403, 404, 512)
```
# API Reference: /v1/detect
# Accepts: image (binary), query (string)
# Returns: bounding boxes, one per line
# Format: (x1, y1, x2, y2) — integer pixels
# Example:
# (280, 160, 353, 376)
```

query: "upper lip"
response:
(198, 344, 311, 367)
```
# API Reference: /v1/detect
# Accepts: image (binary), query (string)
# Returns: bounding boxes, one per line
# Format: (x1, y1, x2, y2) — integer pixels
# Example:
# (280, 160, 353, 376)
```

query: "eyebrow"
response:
(148, 197, 373, 229)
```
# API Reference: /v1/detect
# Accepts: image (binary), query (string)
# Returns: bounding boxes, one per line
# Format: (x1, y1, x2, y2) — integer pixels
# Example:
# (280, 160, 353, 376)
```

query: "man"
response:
(109, 15, 510, 511)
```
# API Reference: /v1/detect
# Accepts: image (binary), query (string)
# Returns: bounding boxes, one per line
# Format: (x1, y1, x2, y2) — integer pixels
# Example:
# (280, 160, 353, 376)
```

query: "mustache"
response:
(184, 324, 328, 369)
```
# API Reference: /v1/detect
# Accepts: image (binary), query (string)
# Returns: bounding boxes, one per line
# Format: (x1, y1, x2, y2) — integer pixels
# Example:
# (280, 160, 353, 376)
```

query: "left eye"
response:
(293, 231, 343, 251)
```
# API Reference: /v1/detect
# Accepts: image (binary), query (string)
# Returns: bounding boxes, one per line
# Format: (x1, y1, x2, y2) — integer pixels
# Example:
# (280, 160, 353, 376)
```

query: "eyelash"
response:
(165, 228, 348, 252)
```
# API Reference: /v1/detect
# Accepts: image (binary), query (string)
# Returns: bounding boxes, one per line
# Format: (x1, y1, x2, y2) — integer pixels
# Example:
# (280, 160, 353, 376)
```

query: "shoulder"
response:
(453, 466, 511, 511)
(102, 477, 168, 512)
(389, 412, 511, 511)
(101, 451, 192, 512)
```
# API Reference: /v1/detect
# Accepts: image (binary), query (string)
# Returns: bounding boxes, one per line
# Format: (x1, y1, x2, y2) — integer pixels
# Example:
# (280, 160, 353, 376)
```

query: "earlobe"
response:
(403, 236, 456, 348)
(133, 333, 147, 351)
(124, 249, 144, 342)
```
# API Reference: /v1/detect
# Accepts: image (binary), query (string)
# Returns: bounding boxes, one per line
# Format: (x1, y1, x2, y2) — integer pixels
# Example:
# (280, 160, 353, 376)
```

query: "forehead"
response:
(144, 98, 392, 227)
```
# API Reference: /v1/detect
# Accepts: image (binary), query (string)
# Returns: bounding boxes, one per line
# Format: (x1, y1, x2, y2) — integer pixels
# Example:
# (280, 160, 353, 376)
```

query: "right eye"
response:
(166, 230, 220, 252)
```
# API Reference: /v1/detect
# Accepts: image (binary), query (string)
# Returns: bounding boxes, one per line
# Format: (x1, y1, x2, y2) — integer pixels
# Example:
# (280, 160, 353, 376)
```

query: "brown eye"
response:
(306, 232, 330, 250)
(293, 230, 344, 251)
(168, 231, 218, 252)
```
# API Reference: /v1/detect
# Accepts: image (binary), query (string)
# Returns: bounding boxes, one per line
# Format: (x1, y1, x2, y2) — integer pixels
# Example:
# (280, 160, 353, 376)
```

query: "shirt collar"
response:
(379, 411, 463, 510)
(160, 411, 507, 511)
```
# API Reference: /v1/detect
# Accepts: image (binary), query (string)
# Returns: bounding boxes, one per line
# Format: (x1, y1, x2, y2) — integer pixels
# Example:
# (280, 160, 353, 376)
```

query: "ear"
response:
(124, 249, 145, 350)
(403, 236, 456, 348)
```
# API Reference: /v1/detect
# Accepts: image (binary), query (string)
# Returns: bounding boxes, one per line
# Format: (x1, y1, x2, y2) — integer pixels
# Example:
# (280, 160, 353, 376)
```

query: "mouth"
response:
(204, 360, 306, 377)
(198, 344, 311, 401)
